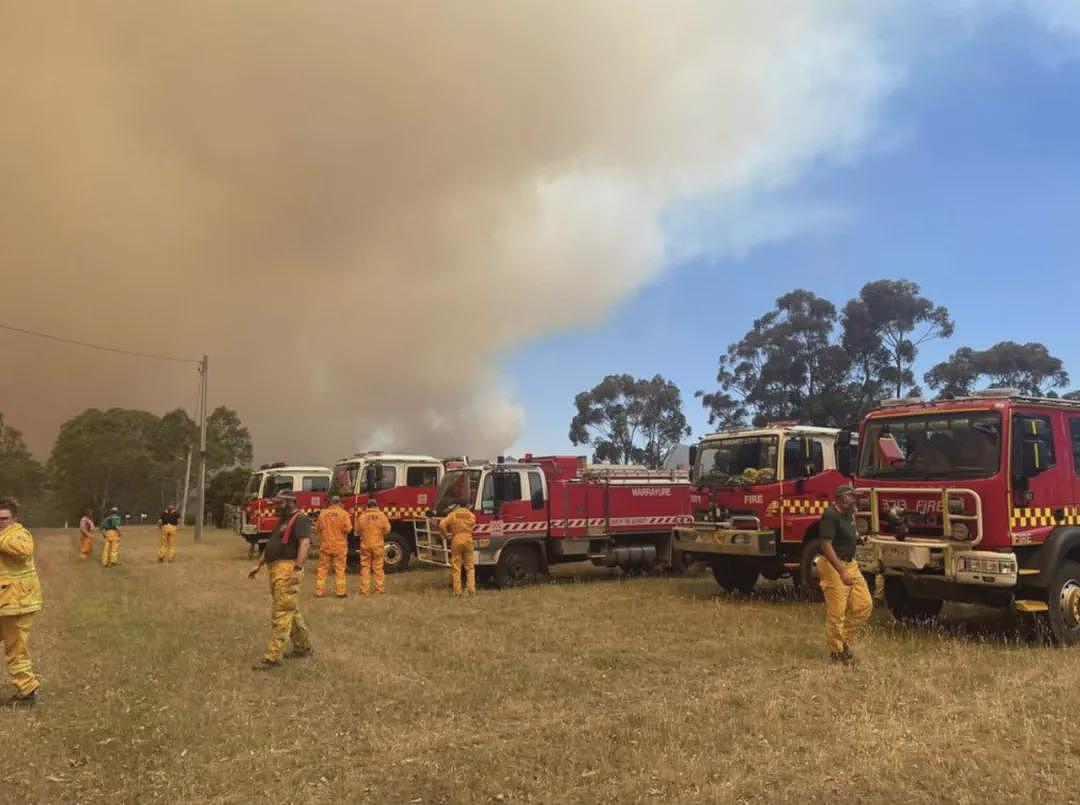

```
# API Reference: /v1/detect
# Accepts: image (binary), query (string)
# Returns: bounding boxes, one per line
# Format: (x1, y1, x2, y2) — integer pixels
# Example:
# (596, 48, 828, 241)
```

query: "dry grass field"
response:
(2, 525, 1080, 804)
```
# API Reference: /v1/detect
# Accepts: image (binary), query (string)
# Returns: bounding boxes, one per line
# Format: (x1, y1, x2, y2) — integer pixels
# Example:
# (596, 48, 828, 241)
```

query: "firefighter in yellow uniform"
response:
(101, 507, 122, 567)
(440, 503, 478, 596)
(249, 493, 313, 670)
(817, 485, 872, 664)
(0, 499, 41, 706)
(157, 504, 180, 563)
(354, 499, 391, 595)
(314, 496, 351, 597)
(78, 509, 94, 559)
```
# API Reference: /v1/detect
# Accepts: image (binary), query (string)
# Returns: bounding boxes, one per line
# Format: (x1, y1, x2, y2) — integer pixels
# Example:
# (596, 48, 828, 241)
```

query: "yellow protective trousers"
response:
(359, 544, 385, 595)
(818, 558, 872, 653)
(158, 524, 177, 562)
(0, 614, 38, 697)
(265, 560, 310, 662)
(450, 535, 475, 595)
(79, 532, 93, 558)
(315, 550, 347, 597)
(101, 530, 120, 567)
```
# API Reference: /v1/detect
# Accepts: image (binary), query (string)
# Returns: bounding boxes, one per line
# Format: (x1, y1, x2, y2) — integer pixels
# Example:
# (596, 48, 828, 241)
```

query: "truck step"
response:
(1013, 599, 1049, 613)
(1017, 568, 1039, 576)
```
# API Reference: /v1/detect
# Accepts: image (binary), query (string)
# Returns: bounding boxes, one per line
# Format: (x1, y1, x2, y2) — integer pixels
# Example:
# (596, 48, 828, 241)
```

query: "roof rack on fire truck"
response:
(875, 389, 1080, 411)
(581, 463, 689, 483)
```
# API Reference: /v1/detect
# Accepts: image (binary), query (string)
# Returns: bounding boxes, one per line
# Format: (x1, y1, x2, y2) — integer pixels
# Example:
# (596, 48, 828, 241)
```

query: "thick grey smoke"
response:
(0, 1, 896, 463)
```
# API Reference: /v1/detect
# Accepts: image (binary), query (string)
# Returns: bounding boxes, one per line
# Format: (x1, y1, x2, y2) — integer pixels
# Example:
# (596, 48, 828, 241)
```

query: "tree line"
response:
(570, 278, 1074, 467)
(0, 406, 254, 526)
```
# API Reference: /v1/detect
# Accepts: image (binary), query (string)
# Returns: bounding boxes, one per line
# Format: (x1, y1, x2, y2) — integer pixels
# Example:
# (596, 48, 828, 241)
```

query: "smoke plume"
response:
(0, 1, 895, 463)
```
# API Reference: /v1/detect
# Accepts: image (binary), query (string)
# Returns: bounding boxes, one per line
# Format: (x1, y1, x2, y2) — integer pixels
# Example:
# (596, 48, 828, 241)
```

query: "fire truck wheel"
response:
(494, 545, 539, 588)
(883, 576, 943, 623)
(382, 533, 411, 574)
(667, 549, 695, 576)
(1044, 559, 1080, 646)
(795, 538, 824, 601)
(710, 558, 758, 595)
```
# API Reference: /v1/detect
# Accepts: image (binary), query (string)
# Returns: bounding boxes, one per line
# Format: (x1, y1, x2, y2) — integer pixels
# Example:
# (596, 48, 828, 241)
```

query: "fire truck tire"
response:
(1042, 559, 1080, 646)
(667, 549, 695, 576)
(494, 545, 540, 588)
(710, 558, 758, 595)
(382, 533, 411, 574)
(795, 538, 824, 601)
(883, 576, 943, 623)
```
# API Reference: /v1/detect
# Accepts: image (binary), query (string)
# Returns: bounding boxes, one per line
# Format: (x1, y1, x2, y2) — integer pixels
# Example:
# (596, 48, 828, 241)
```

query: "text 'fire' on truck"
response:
(672, 425, 857, 597)
(853, 390, 1080, 645)
(233, 463, 332, 557)
(414, 455, 694, 588)
(330, 452, 444, 573)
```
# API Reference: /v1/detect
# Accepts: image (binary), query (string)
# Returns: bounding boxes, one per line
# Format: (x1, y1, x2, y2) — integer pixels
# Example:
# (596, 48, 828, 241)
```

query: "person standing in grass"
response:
(817, 485, 872, 665)
(439, 503, 478, 597)
(100, 506, 122, 567)
(354, 498, 391, 595)
(78, 509, 95, 560)
(157, 504, 180, 563)
(249, 492, 313, 670)
(314, 495, 351, 598)
(0, 498, 41, 707)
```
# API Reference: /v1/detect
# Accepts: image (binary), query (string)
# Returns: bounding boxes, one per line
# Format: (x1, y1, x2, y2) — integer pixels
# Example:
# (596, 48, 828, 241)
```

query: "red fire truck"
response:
(672, 425, 854, 595)
(236, 463, 332, 556)
(853, 391, 1080, 645)
(414, 455, 694, 587)
(331, 452, 445, 573)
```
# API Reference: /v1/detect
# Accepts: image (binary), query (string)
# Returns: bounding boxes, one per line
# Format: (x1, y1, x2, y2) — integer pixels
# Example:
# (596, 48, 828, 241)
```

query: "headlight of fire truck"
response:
(855, 516, 870, 536)
(949, 522, 972, 541)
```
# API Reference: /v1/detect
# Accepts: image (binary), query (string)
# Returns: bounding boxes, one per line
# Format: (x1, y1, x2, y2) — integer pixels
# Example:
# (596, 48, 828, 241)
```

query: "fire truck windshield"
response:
(244, 472, 263, 499)
(696, 436, 779, 485)
(859, 411, 1002, 480)
(331, 463, 358, 497)
(433, 469, 482, 516)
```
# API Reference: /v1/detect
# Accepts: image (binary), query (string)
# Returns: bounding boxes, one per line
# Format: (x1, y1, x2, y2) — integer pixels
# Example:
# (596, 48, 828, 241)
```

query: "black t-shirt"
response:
(263, 512, 313, 563)
(160, 510, 180, 525)
(820, 505, 858, 561)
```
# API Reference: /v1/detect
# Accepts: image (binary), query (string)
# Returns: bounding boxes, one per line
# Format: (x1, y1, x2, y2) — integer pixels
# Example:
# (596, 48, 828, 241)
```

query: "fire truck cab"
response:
(414, 455, 693, 587)
(331, 452, 445, 573)
(673, 425, 854, 595)
(854, 391, 1080, 645)
(237, 463, 332, 555)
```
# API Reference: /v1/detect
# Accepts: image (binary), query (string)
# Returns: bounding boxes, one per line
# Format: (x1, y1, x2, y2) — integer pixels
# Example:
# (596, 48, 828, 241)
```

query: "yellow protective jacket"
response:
(439, 507, 477, 538)
(316, 505, 352, 553)
(354, 509, 391, 547)
(0, 522, 42, 616)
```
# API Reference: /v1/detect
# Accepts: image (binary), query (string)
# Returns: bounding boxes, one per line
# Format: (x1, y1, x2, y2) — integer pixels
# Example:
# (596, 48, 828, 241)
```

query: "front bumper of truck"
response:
(861, 537, 1018, 588)
(673, 523, 777, 557)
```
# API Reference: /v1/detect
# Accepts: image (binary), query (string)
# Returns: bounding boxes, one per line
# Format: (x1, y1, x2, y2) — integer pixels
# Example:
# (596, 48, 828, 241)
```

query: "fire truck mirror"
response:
(836, 441, 853, 477)
(363, 463, 381, 493)
(688, 445, 699, 475)
(1019, 438, 1049, 478)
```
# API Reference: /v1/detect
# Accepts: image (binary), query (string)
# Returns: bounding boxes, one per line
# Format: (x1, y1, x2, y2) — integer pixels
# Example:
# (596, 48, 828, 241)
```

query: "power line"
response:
(0, 322, 200, 364)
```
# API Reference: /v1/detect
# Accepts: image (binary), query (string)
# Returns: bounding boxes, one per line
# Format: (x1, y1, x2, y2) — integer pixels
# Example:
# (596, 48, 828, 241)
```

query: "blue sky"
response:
(505, 5, 1080, 457)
